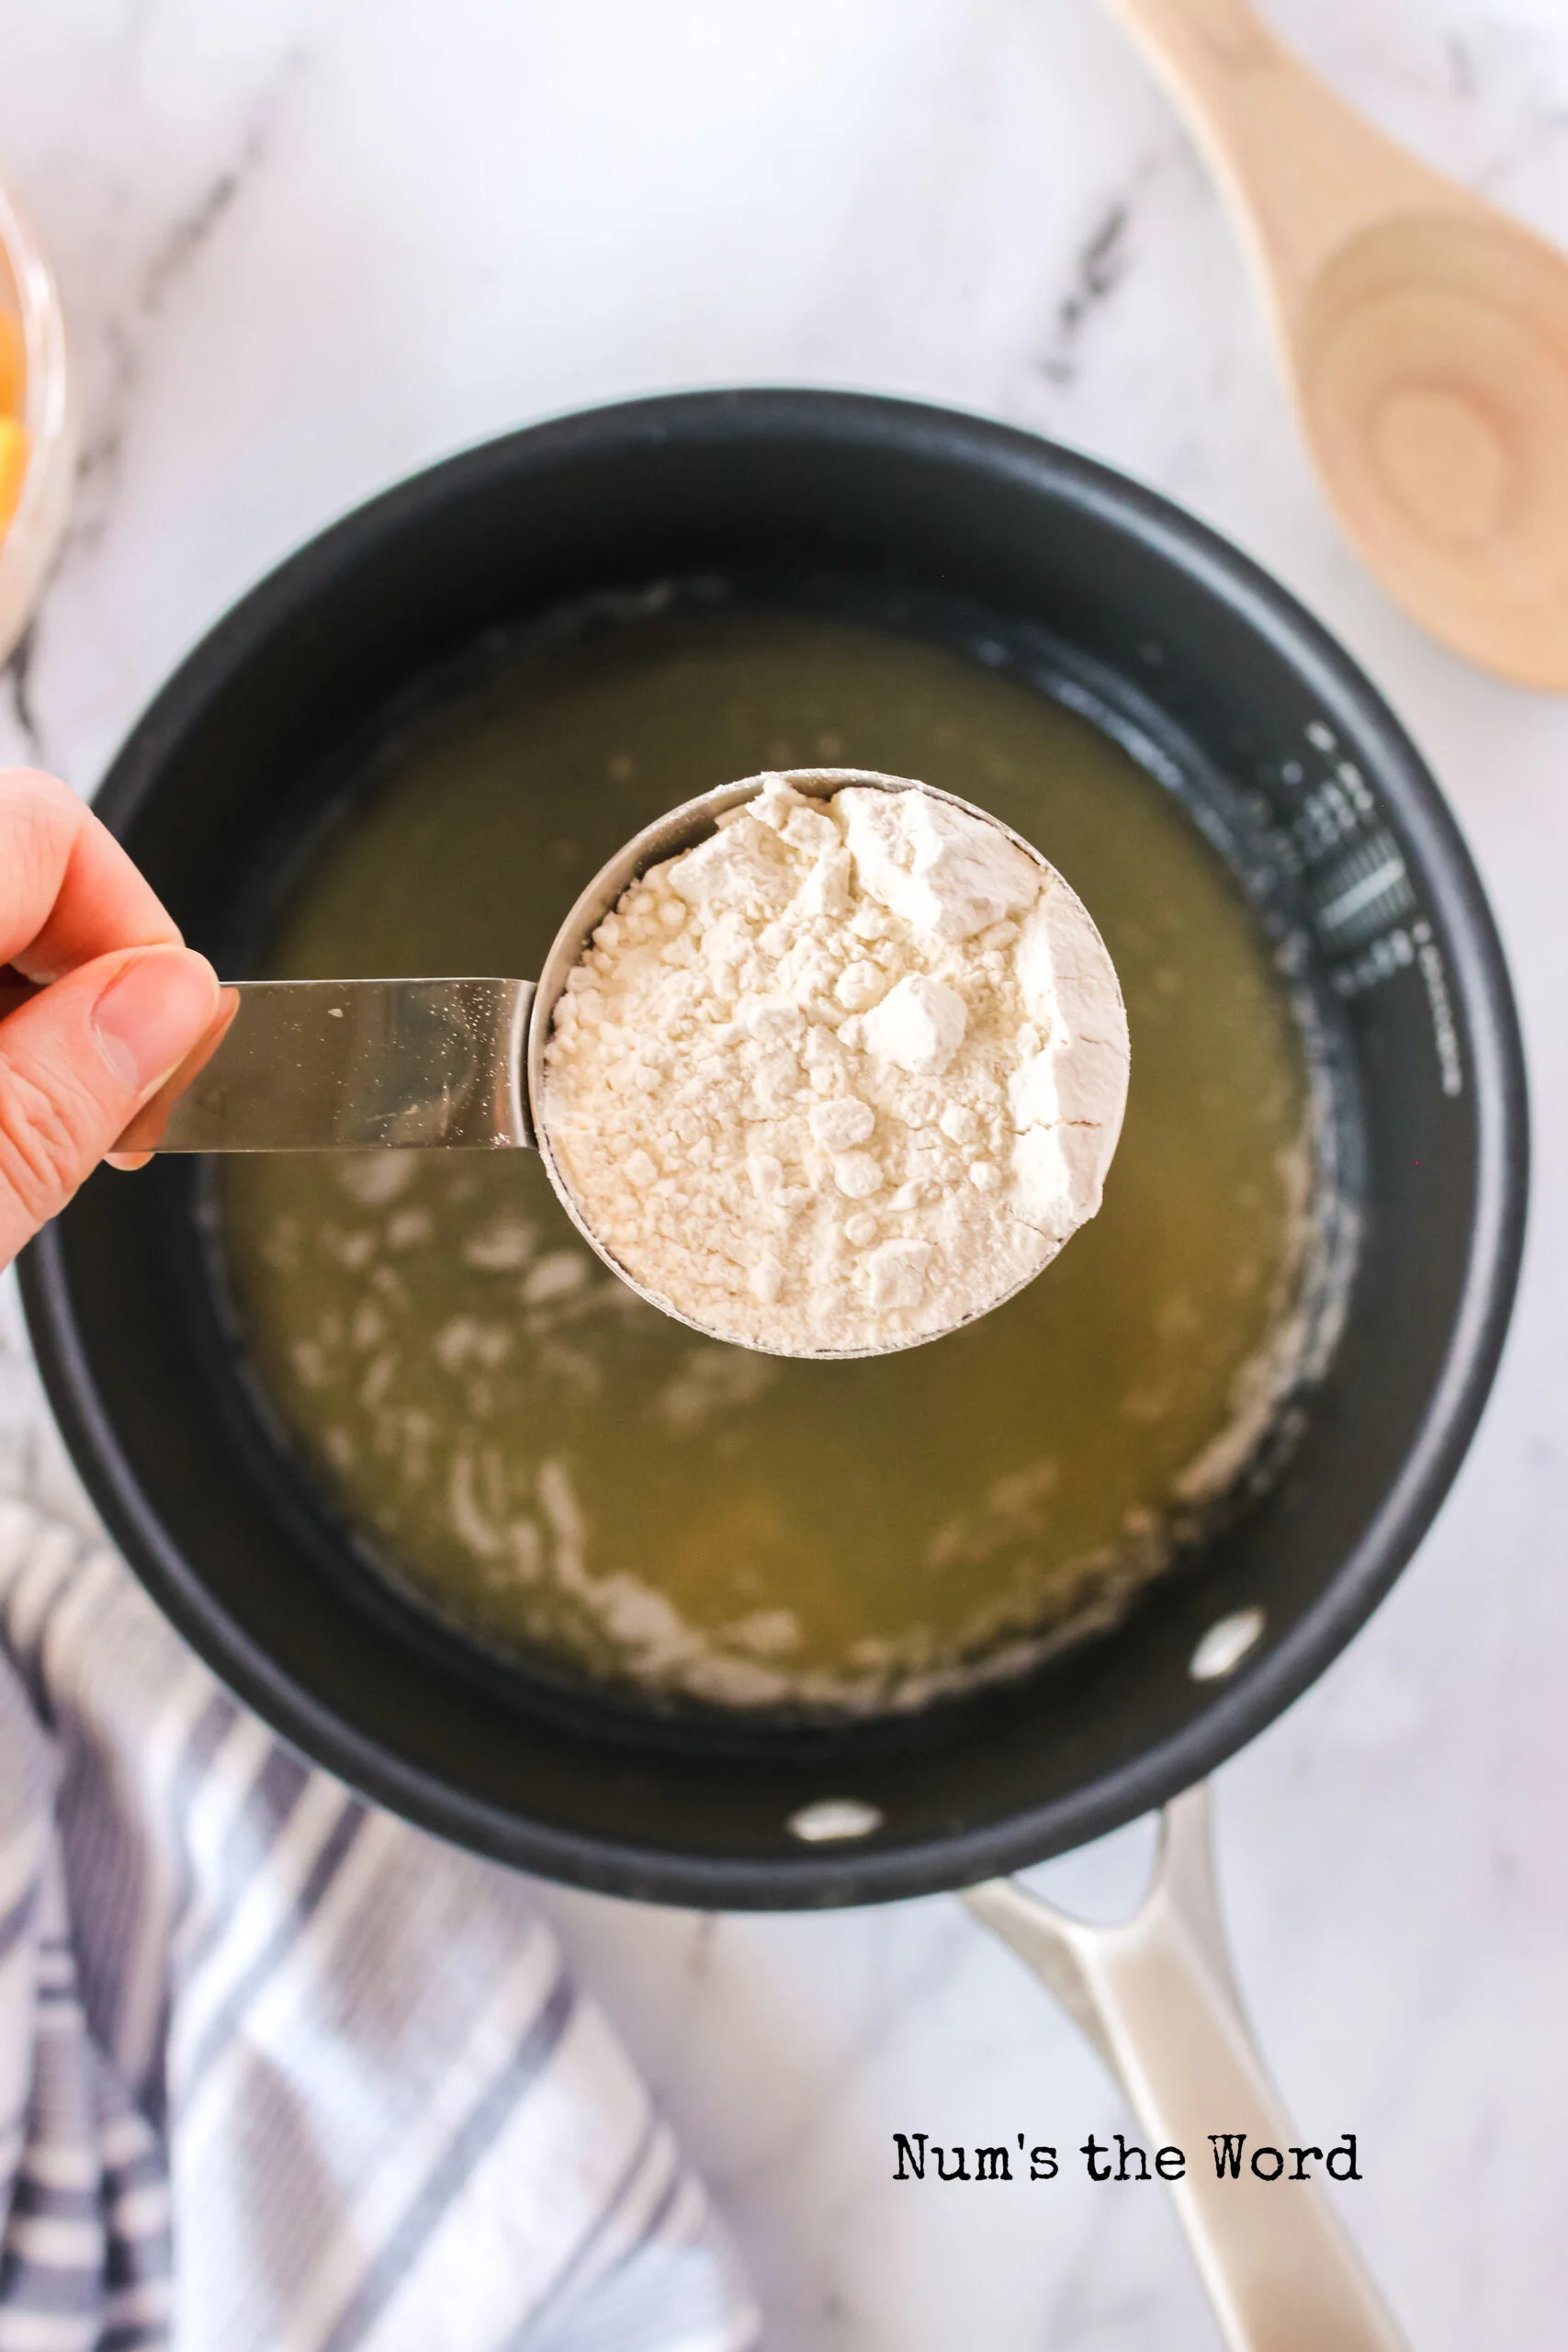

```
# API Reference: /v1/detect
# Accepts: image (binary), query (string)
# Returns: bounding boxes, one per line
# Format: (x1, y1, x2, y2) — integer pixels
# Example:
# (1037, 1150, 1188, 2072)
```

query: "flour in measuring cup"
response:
(540, 775, 1130, 1353)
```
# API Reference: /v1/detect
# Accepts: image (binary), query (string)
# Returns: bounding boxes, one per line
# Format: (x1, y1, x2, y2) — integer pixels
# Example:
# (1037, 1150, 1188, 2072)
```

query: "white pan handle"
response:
(965, 1786, 1407, 2352)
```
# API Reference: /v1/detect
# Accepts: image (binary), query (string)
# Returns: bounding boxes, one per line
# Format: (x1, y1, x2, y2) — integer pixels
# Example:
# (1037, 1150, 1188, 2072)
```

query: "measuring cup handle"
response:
(965, 1786, 1408, 2352)
(130, 977, 536, 1154)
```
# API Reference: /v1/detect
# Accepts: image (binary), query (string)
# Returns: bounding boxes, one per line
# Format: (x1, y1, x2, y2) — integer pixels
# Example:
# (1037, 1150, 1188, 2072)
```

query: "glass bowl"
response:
(0, 177, 76, 670)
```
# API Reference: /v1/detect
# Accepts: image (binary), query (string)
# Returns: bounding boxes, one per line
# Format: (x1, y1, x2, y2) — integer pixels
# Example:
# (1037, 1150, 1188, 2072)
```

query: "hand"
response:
(0, 766, 220, 1270)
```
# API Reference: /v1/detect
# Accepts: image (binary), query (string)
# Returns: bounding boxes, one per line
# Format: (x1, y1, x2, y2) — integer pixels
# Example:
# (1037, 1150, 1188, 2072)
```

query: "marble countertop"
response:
(3, 2, 1566, 2345)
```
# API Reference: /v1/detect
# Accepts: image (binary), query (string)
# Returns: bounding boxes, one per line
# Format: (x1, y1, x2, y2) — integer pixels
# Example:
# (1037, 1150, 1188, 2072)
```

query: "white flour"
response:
(540, 775, 1130, 1354)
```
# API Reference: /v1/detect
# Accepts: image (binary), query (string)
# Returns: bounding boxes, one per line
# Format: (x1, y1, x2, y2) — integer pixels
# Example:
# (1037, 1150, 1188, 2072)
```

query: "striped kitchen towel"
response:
(0, 1498, 761, 2352)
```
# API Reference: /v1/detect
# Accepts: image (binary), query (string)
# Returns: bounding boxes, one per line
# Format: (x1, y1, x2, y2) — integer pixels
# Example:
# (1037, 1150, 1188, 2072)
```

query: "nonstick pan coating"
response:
(19, 392, 1528, 1906)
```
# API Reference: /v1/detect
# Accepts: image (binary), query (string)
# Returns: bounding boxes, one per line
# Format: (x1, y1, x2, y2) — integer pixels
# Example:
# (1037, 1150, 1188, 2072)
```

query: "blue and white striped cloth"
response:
(0, 1499, 761, 2352)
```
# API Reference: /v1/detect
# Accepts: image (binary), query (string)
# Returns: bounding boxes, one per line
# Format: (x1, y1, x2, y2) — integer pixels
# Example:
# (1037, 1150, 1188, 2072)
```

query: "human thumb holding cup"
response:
(0, 766, 224, 1269)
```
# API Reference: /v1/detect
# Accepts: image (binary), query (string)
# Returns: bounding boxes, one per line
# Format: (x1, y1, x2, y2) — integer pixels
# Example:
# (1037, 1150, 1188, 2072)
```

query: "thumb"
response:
(0, 944, 220, 1265)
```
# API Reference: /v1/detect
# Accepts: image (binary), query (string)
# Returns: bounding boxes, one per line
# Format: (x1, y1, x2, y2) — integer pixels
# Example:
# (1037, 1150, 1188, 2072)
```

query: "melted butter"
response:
(218, 609, 1318, 1712)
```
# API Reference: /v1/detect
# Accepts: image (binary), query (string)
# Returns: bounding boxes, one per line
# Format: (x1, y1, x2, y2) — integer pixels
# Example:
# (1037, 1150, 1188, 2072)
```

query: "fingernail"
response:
(93, 950, 219, 1093)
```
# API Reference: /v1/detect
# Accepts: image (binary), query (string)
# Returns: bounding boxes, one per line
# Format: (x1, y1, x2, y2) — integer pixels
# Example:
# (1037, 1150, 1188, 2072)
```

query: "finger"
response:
(107, 986, 240, 1166)
(0, 768, 184, 979)
(0, 944, 220, 1268)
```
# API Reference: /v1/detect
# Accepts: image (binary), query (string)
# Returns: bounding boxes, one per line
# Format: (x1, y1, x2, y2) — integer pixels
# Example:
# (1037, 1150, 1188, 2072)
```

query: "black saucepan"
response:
(19, 390, 1527, 1910)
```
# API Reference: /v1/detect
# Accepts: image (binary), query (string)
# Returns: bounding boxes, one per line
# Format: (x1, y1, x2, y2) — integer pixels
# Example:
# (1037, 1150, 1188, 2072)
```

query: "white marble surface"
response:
(3, 3, 1567, 2345)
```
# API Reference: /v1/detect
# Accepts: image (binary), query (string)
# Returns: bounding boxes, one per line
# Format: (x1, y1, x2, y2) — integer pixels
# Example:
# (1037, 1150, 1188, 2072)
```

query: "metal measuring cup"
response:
(135, 767, 1085, 1354)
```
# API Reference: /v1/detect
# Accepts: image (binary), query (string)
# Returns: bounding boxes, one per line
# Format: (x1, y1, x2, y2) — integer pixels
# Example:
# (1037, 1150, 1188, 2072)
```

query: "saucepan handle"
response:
(964, 1785, 1407, 2352)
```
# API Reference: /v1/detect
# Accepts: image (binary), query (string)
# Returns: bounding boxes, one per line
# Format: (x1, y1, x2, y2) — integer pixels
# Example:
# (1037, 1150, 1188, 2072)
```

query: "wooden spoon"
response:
(1106, 0, 1568, 690)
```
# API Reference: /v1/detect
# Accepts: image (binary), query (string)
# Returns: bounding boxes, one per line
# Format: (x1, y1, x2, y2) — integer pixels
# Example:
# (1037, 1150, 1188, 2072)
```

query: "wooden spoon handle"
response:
(1104, 0, 1465, 315)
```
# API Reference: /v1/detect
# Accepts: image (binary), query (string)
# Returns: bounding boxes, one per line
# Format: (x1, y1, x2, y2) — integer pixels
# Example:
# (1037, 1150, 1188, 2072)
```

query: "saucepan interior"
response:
(19, 393, 1526, 1906)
